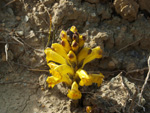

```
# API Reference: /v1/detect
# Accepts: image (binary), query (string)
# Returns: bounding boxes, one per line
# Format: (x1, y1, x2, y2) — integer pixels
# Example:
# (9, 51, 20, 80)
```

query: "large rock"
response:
(138, 0, 150, 13)
(83, 73, 145, 112)
(114, 0, 139, 22)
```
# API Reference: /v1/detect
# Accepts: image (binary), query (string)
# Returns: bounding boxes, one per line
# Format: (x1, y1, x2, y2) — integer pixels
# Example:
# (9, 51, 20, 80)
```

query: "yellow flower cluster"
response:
(45, 26, 104, 100)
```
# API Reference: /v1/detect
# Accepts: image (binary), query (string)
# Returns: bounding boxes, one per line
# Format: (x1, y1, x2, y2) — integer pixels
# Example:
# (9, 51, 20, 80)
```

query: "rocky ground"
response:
(0, 0, 150, 113)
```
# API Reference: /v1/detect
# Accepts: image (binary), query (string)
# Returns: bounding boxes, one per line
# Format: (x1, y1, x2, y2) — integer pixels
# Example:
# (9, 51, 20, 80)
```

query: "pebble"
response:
(16, 31, 24, 36)
(91, 13, 96, 17)
(29, 30, 35, 38)
(23, 83, 27, 87)
(16, 16, 21, 21)
(24, 15, 29, 22)
(108, 61, 115, 70)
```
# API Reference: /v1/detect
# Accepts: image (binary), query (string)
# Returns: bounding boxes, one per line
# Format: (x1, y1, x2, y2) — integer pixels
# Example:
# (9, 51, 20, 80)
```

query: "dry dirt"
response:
(0, 0, 150, 113)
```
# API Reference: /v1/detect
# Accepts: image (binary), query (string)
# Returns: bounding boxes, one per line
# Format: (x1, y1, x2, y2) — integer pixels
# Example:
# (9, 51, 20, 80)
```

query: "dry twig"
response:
(3, 0, 17, 7)
(28, 68, 49, 72)
(138, 56, 150, 106)
(114, 38, 143, 54)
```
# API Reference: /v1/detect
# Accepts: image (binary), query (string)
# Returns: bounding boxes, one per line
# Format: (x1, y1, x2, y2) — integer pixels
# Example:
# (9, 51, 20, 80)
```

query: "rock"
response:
(83, 73, 145, 112)
(138, 0, 150, 13)
(24, 15, 29, 22)
(108, 61, 115, 70)
(16, 31, 24, 36)
(113, 0, 139, 22)
(29, 30, 36, 38)
(16, 16, 21, 21)
(85, 0, 100, 3)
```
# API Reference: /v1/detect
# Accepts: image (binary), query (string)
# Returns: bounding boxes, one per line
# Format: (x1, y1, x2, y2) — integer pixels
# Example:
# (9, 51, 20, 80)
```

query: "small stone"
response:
(24, 15, 29, 22)
(108, 61, 115, 70)
(23, 83, 27, 86)
(16, 31, 24, 36)
(29, 30, 35, 38)
(16, 16, 21, 21)
(91, 13, 96, 17)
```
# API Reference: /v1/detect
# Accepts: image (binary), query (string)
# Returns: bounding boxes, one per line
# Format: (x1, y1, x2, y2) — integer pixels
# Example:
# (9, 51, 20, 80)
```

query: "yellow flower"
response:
(44, 48, 67, 64)
(46, 63, 74, 88)
(60, 30, 68, 40)
(51, 64, 73, 84)
(61, 39, 71, 53)
(47, 69, 72, 87)
(67, 50, 77, 68)
(47, 62, 59, 69)
(67, 81, 82, 100)
(76, 69, 104, 87)
(76, 69, 93, 86)
(51, 43, 68, 59)
(45, 26, 104, 100)
(82, 46, 102, 68)
(46, 76, 60, 88)
(77, 47, 92, 66)
(89, 73, 104, 87)
(71, 40, 79, 53)
(70, 26, 77, 33)
(86, 106, 92, 113)
(78, 35, 86, 48)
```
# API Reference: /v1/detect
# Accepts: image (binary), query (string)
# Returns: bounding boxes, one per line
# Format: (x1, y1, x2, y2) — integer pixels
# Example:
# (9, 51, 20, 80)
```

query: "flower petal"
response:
(70, 26, 77, 33)
(89, 73, 104, 87)
(67, 50, 77, 68)
(77, 47, 92, 66)
(60, 30, 68, 40)
(78, 35, 86, 48)
(82, 46, 102, 68)
(46, 76, 60, 88)
(76, 69, 93, 86)
(44, 48, 67, 64)
(67, 81, 82, 100)
(61, 39, 71, 53)
(71, 40, 79, 53)
(51, 43, 68, 59)
(55, 64, 74, 76)
(47, 62, 59, 69)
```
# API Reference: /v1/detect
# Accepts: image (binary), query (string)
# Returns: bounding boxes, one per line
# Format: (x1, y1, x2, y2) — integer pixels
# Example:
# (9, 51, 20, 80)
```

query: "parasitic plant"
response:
(45, 26, 104, 100)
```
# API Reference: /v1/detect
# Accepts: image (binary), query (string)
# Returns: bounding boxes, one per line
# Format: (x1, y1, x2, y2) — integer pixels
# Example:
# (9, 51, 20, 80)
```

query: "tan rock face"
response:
(139, 0, 150, 13)
(114, 0, 139, 22)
